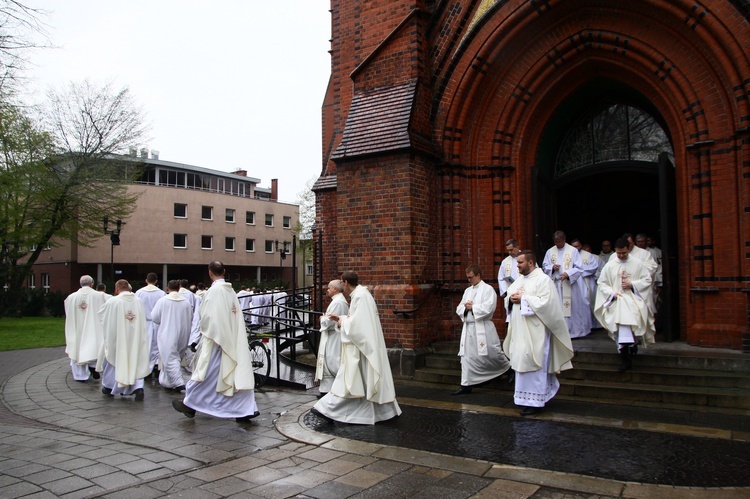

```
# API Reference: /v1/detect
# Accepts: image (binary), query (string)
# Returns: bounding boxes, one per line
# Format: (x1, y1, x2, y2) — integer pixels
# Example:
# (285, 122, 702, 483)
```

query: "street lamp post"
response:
(275, 240, 288, 285)
(103, 218, 123, 284)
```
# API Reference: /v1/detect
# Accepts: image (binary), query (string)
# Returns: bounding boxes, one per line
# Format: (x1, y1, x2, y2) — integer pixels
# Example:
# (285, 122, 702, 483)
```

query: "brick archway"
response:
(431, 0, 749, 347)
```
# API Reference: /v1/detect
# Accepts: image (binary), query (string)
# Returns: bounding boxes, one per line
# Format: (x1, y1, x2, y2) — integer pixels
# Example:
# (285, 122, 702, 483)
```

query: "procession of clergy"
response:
(64, 262, 401, 425)
(454, 230, 660, 415)
(65, 232, 658, 423)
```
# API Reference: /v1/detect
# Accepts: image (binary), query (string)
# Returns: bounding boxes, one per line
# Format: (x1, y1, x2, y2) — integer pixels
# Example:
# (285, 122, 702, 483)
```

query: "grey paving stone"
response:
(303, 480, 364, 499)
(90, 470, 141, 489)
(199, 476, 257, 496)
(362, 459, 413, 475)
(44, 475, 95, 495)
(235, 465, 290, 485)
(160, 457, 203, 472)
(96, 484, 165, 499)
(0, 480, 43, 497)
(250, 478, 307, 498)
(116, 459, 163, 475)
(53, 457, 97, 471)
(74, 463, 121, 479)
(98, 452, 141, 466)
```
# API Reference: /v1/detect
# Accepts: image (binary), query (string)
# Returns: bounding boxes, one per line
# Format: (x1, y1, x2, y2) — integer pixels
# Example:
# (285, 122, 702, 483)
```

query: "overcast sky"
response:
(21, 1, 331, 204)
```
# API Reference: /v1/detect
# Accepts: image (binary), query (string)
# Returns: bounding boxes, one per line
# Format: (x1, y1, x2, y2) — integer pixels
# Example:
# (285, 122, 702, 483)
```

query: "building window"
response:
(283, 241, 291, 253)
(28, 273, 35, 289)
(174, 203, 187, 218)
(41, 273, 49, 293)
(201, 206, 213, 220)
(265, 214, 274, 227)
(246, 211, 255, 225)
(283, 216, 291, 229)
(245, 238, 255, 252)
(225, 208, 235, 223)
(174, 234, 187, 248)
(306, 264, 313, 276)
(225, 237, 235, 251)
(265, 240, 274, 253)
(201, 235, 213, 250)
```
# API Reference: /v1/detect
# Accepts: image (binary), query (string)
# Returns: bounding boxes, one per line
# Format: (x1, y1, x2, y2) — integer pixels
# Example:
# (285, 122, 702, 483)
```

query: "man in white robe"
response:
(637, 234, 663, 308)
(542, 231, 591, 338)
(152, 280, 193, 390)
(312, 271, 401, 424)
(595, 238, 654, 372)
(315, 279, 349, 396)
(173, 261, 258, 422)
(504, 251, 574, 416)
(135, 273, 166, 375)
(97, 280, 151, 400)
(599, 240, 613, 262)
(572, 239, 600, 326)
(497, 239, 521, 298)
(96, 282, 113, 300)
(64, 275, 107, 382)
(179, 279, 197, 313)
(237, 287, 253, 325)
(452, 265, 511, 395)
(610, 233, 659, 315)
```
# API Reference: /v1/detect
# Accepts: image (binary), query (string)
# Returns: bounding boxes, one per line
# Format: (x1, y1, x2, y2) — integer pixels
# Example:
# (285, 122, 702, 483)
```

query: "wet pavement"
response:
(1, 347, 749, 497)
(305, 405, 750, 487)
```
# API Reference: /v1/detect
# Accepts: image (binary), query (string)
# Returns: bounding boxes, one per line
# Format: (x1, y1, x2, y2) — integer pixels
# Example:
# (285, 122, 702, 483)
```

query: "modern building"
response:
(313, 0, 750, 366)
(29, 152, 301, 294)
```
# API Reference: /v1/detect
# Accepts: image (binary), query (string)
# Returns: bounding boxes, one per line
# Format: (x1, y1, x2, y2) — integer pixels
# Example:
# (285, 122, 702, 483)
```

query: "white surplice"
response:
(595, 256, 655, 348)
(64, 286, 108, 380)
(152, 291, 193, 388)
(313, 285, 401, 424)
(543, 243, 591, 338)
(135, 284, 166, 371)
(97, 292, 151, 391)
(456, 280, 510, 385)
(184, 279, 257, 418)
(237, 289, 252, 324)
(315, 293, 349, 393)
(497, 255, 519, 298)
(504, 268, 574, 408)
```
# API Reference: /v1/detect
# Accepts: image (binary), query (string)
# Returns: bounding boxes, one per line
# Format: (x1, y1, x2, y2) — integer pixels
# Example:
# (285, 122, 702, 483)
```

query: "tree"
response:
(0, 1, 49, 96)
(294, 177, 316, 287)
(0, 81, 149, 313)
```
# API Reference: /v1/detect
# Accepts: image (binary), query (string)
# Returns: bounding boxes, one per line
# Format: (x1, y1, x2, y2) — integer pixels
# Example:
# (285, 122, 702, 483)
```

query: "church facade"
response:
(314, 0, 750, 364)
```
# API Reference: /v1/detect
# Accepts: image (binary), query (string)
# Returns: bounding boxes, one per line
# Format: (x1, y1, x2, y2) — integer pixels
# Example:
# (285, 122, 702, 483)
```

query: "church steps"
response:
(414, 339, 750, 412)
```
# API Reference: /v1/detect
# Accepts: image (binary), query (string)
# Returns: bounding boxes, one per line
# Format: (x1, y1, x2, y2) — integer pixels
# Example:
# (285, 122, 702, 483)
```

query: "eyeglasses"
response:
(466, 274, 477, 280)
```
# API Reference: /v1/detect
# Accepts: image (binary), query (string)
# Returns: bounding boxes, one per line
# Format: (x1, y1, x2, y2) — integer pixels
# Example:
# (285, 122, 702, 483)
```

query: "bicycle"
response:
(247, 328, 272, 388)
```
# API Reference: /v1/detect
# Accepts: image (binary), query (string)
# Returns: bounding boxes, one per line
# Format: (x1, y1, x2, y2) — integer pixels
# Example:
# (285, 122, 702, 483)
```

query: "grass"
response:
(0, 317, 66, 351)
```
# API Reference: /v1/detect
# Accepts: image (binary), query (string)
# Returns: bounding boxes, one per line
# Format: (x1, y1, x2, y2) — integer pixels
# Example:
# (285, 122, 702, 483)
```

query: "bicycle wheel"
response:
(248, 340, 271, 388)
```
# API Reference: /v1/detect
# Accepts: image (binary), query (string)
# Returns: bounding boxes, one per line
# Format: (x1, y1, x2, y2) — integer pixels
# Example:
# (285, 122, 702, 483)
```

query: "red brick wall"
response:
(318, 0, 750, 351)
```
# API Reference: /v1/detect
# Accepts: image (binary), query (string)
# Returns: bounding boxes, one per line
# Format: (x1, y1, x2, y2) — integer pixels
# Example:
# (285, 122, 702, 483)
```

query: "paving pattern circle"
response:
(304, 404, 750, 487)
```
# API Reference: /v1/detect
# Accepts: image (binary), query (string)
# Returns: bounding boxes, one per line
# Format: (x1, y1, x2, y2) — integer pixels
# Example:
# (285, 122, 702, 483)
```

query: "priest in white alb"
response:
(595, 238, 654, 372)
(172, 261, 258, 422)
(542, 230, 591, 338)
(64, 275, 107, 382)
(315, 279, 349, 396)
(97, 279, 151, 400)
(151, 279, 193, 391)
(498, 238, 521, 299)
(452, 264, 511, 395)
(135, 272, 166, 375)
(572, 239, 601, 327)
(312, 271, 401, 424)
(504, 251, 574, 416)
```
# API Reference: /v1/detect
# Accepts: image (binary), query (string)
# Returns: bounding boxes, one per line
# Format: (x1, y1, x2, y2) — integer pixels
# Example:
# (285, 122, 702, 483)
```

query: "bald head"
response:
(114, 279, 131, 295)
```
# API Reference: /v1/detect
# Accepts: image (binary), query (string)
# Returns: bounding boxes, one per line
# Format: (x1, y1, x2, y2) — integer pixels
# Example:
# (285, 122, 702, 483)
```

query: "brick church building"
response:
(313, 0, 750, 371)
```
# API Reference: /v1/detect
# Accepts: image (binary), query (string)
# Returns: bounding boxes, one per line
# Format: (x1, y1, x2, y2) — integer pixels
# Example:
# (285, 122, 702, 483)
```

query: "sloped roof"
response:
(331, 81, 416, 160)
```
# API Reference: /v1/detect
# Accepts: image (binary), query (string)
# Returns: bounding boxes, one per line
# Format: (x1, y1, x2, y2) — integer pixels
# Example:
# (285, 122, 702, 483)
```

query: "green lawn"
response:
(0, 317, 66, 351)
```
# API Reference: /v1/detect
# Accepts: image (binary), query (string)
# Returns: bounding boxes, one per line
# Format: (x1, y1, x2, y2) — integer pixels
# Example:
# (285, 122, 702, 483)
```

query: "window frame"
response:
(225, 208, 235, 223)
(225, 236, 235, 252)
(201, 235, 213, 250)
(246, 211, 255, 225)
(265, 214, 274, 227)
(245, 238, 255, 252)
(265, 240, 275, 253)
(173, 233, 187, 249)
(174, 203, 187, 218)
(283, 216, 291, 229)
(201, 205, 213, 221)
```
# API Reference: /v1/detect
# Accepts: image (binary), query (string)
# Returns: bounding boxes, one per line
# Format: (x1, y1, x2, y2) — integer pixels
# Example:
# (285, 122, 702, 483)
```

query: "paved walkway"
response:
(0, 349, 747, 498)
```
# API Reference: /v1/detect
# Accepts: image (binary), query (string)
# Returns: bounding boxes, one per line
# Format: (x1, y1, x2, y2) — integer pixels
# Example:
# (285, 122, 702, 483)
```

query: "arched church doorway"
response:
(533, 81, 679, 340)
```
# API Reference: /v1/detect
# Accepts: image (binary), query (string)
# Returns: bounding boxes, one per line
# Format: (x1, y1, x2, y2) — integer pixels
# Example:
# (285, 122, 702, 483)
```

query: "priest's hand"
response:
(465, 300, 473, 310)
(621, 279, 632, 290)
(329, 314, 339, 322)
(509, 292, 522, 304)
(560, 272, 569, 280)
(553, 264, 560, 271)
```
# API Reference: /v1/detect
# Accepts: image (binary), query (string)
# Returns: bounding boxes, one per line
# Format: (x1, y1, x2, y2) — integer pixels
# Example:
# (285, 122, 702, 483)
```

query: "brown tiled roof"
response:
(312, 174, 337, 191)
(331, 81, 416, 160)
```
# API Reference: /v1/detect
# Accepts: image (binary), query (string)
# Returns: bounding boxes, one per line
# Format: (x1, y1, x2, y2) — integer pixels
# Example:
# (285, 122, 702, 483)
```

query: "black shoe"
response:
(618, 347, 632, 372)
(629, 344, 639, 356)
(172, 399, 196, 418)
(317, 392, 327, 399)
(133, 388, 144, 401)
(75, 379, 87, 383)
(505, 369, 516, 385)
(235, 411, 260, 423)
(88, 366, 100, 380)
(101, 387, 114, 397)
(310, 408, 334, 423)
(172, 385, 186, 393)
(451, 386, 472, 395)
(520, 406, 542, 416)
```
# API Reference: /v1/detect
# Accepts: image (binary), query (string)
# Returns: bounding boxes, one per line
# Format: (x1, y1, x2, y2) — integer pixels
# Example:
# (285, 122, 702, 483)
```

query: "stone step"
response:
(572, 350, 750, 372)
(430, 341, 460, 355)
(558, 378, 750, 410)
(559, 362, 750, 389)
(414, 367, 514, 391)
(424, 353, 461, 370)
